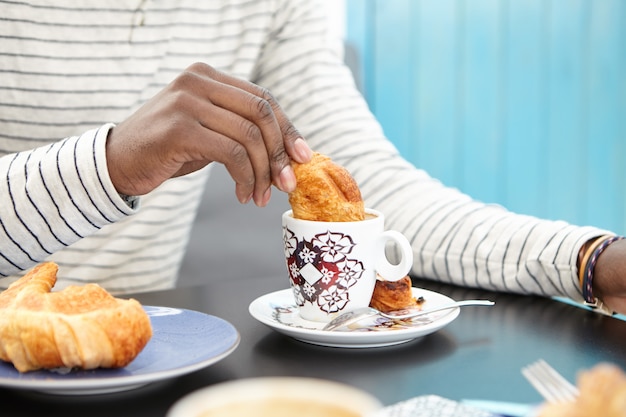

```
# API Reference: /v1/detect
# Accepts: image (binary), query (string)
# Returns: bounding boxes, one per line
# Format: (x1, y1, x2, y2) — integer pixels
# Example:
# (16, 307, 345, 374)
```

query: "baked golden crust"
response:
(0, 262, 152, 372)
(289, 152, 365, 222)
(537, 363, 626, 417)
(369, 275, 423, 313)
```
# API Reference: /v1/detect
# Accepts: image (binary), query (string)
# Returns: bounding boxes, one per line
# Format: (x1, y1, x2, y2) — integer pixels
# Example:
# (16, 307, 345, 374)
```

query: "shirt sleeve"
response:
(253, 0, 612, 302)
(0, 123, 138, 276)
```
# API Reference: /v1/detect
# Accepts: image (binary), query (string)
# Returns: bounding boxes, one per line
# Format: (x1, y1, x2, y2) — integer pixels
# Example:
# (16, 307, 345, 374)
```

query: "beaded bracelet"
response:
(582, 235, 624, 312)
(577, 235, 612, 290)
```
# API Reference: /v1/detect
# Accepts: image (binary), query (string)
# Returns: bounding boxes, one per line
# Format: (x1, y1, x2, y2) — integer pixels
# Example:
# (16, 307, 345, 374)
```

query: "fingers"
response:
(186, 94, 270, 203)
(187, 64, 312, 203)
(194, 81, 287, 204)
(198, 63, 309, 159)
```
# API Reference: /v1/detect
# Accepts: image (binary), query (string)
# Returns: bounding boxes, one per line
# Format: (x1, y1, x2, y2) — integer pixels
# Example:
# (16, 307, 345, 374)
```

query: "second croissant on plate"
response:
(0, 262, 152, 372)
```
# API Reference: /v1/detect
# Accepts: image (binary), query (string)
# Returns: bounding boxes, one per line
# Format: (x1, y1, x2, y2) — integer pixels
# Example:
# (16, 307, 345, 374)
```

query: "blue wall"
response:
(345, 0, 626, 233)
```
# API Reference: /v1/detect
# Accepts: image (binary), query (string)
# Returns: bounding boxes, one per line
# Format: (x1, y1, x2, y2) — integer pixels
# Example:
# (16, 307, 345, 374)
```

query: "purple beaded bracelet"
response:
(582, 235, 624, 310)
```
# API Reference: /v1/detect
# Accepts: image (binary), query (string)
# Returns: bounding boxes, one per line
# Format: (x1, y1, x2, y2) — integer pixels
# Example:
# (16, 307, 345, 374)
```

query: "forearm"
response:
(0, 124, 136, 276)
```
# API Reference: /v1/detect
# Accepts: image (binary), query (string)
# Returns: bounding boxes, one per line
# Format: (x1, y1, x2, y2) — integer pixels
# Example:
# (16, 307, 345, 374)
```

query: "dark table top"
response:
(2, 274, 625, 417)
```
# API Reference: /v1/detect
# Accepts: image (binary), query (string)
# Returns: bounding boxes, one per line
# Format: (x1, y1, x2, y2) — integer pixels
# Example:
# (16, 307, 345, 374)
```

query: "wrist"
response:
(579, 235, 625, 314)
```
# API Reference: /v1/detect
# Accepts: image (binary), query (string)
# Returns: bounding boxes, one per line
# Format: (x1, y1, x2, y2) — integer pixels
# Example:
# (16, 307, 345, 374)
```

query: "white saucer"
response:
(249, 288, 460, 348)
(0, 306, 240, 395)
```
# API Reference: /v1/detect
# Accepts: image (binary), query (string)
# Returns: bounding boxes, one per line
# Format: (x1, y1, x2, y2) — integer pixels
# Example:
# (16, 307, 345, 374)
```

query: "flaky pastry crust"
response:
(369, 275, 423, 313)
(289, 152, 365, 222)
(0, 262, 152, 372)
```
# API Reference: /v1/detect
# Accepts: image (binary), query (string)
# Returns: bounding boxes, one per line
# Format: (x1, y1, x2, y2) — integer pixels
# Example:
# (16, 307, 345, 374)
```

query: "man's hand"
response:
(106, 62, 312, 206)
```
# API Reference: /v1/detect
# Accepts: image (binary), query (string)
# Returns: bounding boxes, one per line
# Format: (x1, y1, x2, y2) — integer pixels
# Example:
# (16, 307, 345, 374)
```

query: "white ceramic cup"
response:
(166, 377, 382, 417)
(282, 208, 413, 322)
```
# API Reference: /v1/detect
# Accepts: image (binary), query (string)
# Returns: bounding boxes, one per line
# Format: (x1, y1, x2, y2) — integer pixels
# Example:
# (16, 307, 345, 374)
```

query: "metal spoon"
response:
(322, 299, 495, 331)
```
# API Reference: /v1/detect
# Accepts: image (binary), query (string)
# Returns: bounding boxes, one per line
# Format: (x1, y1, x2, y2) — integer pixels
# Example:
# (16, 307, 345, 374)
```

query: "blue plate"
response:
(0, 306, 240, 395)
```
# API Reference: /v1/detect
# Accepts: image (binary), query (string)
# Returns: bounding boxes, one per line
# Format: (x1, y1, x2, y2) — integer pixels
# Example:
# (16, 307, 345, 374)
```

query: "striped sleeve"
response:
(0, 123, 137, 276)
(255, 0, 611, 302)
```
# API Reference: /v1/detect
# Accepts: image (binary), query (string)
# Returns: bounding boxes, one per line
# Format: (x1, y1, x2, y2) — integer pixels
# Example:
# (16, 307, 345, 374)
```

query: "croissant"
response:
(369, 275, 424, 313)
(289, 152, 365, 222)
(0, 262, 152, 373)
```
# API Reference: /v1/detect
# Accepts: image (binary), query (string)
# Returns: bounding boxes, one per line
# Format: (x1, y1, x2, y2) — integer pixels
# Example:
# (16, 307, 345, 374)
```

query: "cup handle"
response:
(374, 230, 414, 282)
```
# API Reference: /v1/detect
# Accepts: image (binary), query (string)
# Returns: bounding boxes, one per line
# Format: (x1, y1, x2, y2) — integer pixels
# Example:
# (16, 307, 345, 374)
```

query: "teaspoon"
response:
(323, 299, 495, 331)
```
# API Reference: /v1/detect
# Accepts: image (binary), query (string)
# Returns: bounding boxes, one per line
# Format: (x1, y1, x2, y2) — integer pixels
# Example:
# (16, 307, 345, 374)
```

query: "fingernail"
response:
(238, 191, 253, 204)
(258, 187, 271, 207)
(294, 138, 313, 162)
(279, 165, 297, 192)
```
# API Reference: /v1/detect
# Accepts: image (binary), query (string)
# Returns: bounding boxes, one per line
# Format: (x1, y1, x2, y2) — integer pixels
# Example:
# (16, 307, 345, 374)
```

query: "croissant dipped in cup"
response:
(289, 152, 365, 222)
(0, 262, 152, 372)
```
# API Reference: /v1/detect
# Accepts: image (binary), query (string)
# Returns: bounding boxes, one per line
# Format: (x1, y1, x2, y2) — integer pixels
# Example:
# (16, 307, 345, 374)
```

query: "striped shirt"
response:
(0, 0, 608, 300)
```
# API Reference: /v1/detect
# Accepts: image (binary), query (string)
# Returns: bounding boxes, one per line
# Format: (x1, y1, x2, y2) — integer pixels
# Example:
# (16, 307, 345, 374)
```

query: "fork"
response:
(521, 359, 579, 404)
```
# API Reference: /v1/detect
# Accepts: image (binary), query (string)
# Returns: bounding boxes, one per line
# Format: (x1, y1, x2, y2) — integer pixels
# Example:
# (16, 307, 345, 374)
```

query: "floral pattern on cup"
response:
(283, 227, 365, 315)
